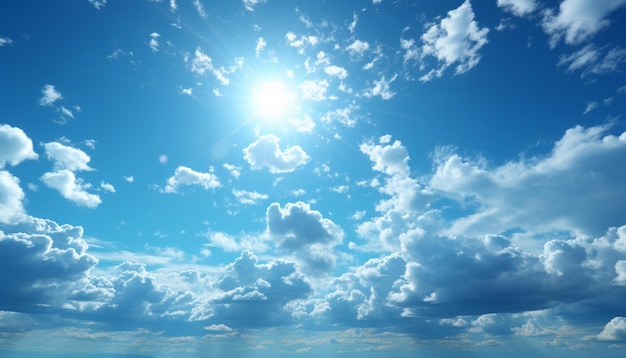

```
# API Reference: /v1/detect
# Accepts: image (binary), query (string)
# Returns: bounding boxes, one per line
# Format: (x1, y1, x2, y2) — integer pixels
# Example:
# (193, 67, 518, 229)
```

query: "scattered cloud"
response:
(243, 135, 310, 173)
(0, 124, 38, 168)
(193, 0, 206, 17)
(346, 39, 370, 56)
(0, 171, 26, 224)
(44, 142, 93, 172)
(420, 0, 489, 81)
(232, 188, 268, 205)
(149, 32, 160, 52)
(542, 0, 626, 47)
(243, 0, 267, 11)
(497, 0, 537, 17)
(163, 166, 221, 193)
(88, 0, 106, 10)
(0, 36, 13, 46)
(41, 170, 102, 208)
(363, 74, 397, 100)
(255, 37, 266, 57)
(39, 84, 63, 106)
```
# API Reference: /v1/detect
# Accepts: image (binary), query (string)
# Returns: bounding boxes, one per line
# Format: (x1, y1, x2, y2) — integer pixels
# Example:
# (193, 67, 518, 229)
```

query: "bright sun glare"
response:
(252, 80, 297, 120)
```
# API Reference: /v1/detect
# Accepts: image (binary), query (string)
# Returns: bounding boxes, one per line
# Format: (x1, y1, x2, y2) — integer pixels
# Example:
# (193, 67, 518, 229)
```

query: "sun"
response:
(251, 80, 297, 120)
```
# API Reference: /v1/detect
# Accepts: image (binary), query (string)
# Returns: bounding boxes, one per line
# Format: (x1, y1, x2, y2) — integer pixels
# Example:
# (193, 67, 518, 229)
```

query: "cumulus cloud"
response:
(0, 171, 26, 224)
(542, 0, 626, 47)
(0, 217, 97, 311)
(163, 166, 221, 193)
(430, 125, 626, 238)
(41, 170, 102, 208)
(0, 124, 38, 168)
(497, 0, 537, 17)
(211, 250, 311, 327)
(346, 39, 370, 56)
(595, 317, 626, 341)
(243, 135, 309, 173)
(320, 104, 359, 127)
(300, 80, 329, 101)
(267, 201, 344, 274)
(420, 0, 489, 81)
(44, 142, 93, 172)
(324, 65, 348, 79)
(39, 84, 63, 106)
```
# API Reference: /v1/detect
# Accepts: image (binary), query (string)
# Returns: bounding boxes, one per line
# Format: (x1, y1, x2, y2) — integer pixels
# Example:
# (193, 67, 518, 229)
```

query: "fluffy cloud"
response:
(346, 39, 370, 56)
(0, 124, 38, 168)
(149, 32, 160, 52)
(0, 217, 97, 311)
(41, 170, 102, 208)
(267, 201, 344, 274)
(211, 250, 311, 327)
(324, 65, 348, 79)
(88, 0, 106, 10)
(0, 171, 26, 224)
(44, 142, 93, 172)
(243, 134, 309, 173)
(542, 0, 626, 47)
(363, 74, 397, 100)
(595, 317, 626, 341)
(39, 84, 63, 106)
(300, 79, 329, 101)
(420, 0, 489, 81)
(430, 125, 626, 238)
(163, 166, 221, 193)
(497, 0, 537, 17)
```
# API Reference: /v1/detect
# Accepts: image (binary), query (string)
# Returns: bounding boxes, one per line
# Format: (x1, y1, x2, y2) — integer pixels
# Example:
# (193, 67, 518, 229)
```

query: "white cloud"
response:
(123, 175, 134, 183)
(232, 189, 268, 205)
(348, 13, 358, 34)
(149, 32, 160, 52)
(170, 0, 177, 11)
(558, 44, 626, 76)
(321, 104, 359, 127)
(497, 0, 537, 17)
(285, 32, 319, 53)
(181, 87, 193, 96)
(44, 142, 93, 172)
(543, 0, 626, 47)
(363, 74, 397, 100)
(290, 114, 316, 133)
(596, 317, 626, 341)
(420, 0, 489, 81)
(243, 0, 267, 11)
(0, 36, 13, 46)
(206, 231, 268, 253)
(41, 170, 102, 208)
(400, 38, 419, 64)
(193, 0, 206, 17)
(346, 39, 369, 56)
(583, 101, 599, 114)
(0, 124, 38, 168)
(0, 171, 26, 224)
(39, 84, 63, 106)
(243, 134, 309, 173)
(430, 125, 626, 238)
(88, 0, 106, 10)
(255, 37, 266, 57)
(100, 181, 115, 193)
(163, 166, 221, 193)
(300, 80, 328, 101)
(324, 65, 348, 79)
(267, 201, 344, 274)
(223, 163, 241, 178)
(188, 47, 231, 85)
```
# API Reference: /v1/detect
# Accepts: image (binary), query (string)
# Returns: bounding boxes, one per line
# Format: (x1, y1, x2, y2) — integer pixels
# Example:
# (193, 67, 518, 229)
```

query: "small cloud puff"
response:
(163, 166, 221, 193)
(243, 134, 309, 173)
(0, 124, 38, 168)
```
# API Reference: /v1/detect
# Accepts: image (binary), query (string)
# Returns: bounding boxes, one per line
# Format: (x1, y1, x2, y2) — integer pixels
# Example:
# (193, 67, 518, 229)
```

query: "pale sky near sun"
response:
(1, 0, 626, 357)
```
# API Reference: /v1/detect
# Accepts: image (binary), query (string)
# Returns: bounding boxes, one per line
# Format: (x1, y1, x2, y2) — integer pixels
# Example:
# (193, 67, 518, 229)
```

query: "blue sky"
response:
(1, 0, 626, 357)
